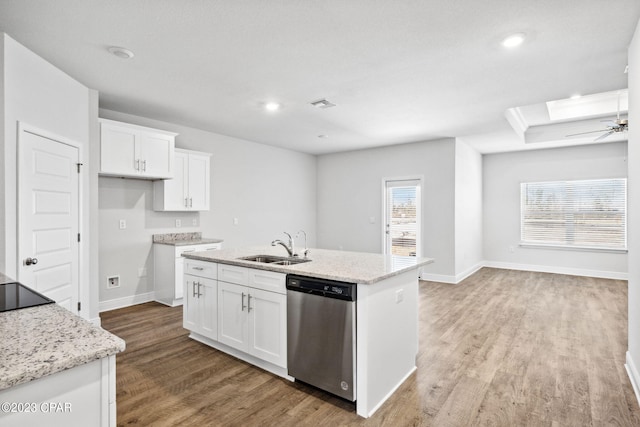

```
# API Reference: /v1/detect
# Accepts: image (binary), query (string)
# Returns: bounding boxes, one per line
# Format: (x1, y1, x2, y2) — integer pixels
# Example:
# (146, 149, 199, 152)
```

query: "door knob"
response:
(25, 257, 38, 266)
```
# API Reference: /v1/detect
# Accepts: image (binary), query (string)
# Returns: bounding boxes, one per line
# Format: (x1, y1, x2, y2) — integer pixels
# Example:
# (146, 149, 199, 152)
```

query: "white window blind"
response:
(520, 178, 627, 250)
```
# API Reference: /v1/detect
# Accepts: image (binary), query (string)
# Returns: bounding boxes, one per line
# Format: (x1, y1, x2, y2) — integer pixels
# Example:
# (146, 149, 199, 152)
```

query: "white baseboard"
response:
(419, 272, 457, 284)
(89, 317, 102, 327)
(626, 351, 640, 408)
(484, 261, 628, 281)
(421, 260, 626, 284)
(455, 262, 484, 284)
(99, 291, 155, 313)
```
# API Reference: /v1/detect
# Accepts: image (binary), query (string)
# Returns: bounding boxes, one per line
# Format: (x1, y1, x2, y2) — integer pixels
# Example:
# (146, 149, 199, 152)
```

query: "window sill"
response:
(519, 242, 628, 254)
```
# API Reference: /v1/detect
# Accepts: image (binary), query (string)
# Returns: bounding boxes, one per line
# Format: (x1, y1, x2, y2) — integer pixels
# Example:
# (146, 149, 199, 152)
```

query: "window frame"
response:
(519, 178, 628, 253)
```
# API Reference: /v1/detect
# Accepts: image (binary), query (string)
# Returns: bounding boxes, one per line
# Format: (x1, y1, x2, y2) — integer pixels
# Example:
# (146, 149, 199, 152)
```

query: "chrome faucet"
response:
(271, 232, 296, 257)
(296, 230, 309, 258)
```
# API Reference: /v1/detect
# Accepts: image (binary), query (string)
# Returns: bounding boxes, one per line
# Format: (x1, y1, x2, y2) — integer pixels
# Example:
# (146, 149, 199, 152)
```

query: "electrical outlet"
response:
(138, 268, 147, 277)
(509, 246, 515, 253)
(395, 289, 404, 303)
(192, 218, 197, 226)
(107, 275, 120, 288)
(175, 219, 181, 228)
(369, 216, 375, 224)
(233, 218, 239, 225)
(119, 219, 126, 230)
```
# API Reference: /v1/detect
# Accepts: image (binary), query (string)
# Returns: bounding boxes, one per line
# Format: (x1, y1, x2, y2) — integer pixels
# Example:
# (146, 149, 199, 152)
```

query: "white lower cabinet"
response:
(184, 275, 217, 340)
(155, 242, 222, 307)
(217, 282, 287, 368)
(183, 262, 287, 372)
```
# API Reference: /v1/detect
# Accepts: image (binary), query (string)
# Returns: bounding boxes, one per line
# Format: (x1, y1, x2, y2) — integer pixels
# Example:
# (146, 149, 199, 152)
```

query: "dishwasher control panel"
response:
(286, 275, 356, 301)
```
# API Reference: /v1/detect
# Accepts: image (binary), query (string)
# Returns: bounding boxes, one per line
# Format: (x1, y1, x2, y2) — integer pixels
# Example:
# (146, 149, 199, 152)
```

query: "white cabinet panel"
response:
(183, 274, 217, 340)
(99, 119, 176, 179)
(249, 270, 286, 294)
(217, 281, 249, 352)
(249, 288, 287, 367)
(155, 244, 221, 307)
(154, 149, 210, 211)
(218, 264, 248, 285)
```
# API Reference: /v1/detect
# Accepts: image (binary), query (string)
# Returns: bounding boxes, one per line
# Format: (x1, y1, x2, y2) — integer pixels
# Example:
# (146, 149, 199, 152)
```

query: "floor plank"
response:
(100, 268, 640, 426)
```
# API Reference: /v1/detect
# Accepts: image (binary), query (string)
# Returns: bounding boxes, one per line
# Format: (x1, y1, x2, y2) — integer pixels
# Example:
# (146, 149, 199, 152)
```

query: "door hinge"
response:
(77, 302, 81, 312)
(78, 233, 81, 242)
(76, 163, 83, 173)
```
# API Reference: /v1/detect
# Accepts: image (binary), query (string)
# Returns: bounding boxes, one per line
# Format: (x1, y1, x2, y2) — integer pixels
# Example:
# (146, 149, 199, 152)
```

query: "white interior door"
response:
(384, 178, 421, 258)
(18, 126, 80, 313)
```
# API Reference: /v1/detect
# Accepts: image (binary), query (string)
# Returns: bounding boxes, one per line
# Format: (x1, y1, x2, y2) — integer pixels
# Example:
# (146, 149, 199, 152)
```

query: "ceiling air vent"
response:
(310, 99, 336, 109)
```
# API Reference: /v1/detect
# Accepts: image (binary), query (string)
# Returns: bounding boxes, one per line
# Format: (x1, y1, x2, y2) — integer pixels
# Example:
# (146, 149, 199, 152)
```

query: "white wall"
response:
(1, 34, 96, 321)
(626, 17, 640, 403)
(316, 138, 457, 279)
(454, 141, 483, 281)
(97, 109, 317, 308)
(483, 141, 628, 278)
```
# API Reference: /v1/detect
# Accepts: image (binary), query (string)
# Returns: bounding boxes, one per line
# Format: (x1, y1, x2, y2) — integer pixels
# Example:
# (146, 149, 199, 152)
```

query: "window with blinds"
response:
(520, 178, 627, 250)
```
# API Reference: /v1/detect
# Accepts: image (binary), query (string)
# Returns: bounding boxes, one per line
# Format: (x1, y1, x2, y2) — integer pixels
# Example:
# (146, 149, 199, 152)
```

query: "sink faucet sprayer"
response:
(271, 232, 295, 257)
(296, 230, 309, 258)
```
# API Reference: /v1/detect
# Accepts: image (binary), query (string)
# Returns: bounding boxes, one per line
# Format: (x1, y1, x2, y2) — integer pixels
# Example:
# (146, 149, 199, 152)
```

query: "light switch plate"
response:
(176, 219, 181, 228)
(119, 219, 126, 230)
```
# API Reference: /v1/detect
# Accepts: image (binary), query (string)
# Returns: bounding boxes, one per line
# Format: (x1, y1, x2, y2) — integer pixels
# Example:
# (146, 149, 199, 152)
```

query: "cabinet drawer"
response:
(249, 269, 286, 294)
(218, 264, 249, 285)
(185, 260, 217, 279)
(177, 243, 222, 257)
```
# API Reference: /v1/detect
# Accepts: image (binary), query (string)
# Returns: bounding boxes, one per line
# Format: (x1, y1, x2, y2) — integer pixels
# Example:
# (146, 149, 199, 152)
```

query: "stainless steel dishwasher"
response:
(286, 274, 357, 401)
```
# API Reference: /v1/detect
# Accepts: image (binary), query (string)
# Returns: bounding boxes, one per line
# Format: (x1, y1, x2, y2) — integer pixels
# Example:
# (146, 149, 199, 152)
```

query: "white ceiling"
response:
(1, 1, 639, 155)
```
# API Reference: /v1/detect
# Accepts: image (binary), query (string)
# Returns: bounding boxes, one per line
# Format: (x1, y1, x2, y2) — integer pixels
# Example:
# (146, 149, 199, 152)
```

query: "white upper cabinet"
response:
(153, 148, 211, 211)
(99, 118, 176, 179)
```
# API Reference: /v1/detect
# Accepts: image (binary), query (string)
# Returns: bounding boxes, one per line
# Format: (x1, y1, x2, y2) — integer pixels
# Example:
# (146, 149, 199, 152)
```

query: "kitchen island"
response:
(0, 274, 125, 427)
(182, 246, 433, 418)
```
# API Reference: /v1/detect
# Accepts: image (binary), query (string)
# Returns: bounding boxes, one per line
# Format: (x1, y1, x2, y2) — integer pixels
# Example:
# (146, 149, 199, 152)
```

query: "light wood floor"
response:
(100, 268, 640, 426)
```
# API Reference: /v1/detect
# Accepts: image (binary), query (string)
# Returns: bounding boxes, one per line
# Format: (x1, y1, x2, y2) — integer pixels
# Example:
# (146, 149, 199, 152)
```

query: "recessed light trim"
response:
(502, 33, 525, 48)
(107, 46, 134, 59)
(570, 94, 582, 100)
(317, 134, 328, 139)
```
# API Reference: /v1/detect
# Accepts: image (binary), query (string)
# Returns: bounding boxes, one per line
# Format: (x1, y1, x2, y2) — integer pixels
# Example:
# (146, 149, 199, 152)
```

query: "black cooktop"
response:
(0, 282, 55, 313)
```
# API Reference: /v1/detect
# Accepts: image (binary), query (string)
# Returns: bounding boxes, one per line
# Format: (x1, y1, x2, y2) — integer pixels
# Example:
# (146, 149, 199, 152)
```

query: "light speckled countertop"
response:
(153, 232, 223, 246)
(0, 281, 125, 391)
(183, 246, 433, 284)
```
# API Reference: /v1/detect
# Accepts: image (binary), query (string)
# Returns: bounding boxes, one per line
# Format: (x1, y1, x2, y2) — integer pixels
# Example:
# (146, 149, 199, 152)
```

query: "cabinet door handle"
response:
(192, 281, 198, 298)
(189, 197, 193, 208)
(185, 198, 188, 207)
(197, 282, 202, 297)
(192, 266, 204, 271)
(135, 159, 140, 171)
(142, 160, 147, 172)
(247, 294, 252, 312)
(241, 292, 246, 311)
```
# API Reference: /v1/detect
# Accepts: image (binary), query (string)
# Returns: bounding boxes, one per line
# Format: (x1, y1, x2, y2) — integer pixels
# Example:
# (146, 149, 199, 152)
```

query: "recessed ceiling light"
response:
(264, 102, 281, 112)
(317, 134, 328, 139)
(501, 33, 525, 48)
(570, 94, 582, 100)
(107, 46, 134, 59)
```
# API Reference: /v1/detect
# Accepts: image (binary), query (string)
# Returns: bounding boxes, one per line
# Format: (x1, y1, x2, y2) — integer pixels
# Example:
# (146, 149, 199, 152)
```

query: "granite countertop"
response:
(153, 232, 223, 246)
(0, 291, 125, 391)
(183, 246, 434, 284)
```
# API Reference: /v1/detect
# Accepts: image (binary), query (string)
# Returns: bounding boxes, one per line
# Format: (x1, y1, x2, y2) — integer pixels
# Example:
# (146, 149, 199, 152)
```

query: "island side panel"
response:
(356, 269, 419, 418)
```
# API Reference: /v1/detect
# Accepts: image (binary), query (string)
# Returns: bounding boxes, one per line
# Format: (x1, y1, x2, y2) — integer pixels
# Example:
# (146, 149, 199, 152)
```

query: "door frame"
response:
(381, 175, 423, 257)
(16, 121, 84, 313)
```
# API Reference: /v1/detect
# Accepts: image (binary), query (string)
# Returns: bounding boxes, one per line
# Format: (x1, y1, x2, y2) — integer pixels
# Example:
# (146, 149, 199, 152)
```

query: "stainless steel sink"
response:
(239, 255, 311, 265)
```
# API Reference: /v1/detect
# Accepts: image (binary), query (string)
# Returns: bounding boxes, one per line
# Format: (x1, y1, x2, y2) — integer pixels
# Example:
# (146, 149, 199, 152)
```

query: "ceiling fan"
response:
(566, 94, 628, 141)
(566, 117, 628, 141)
